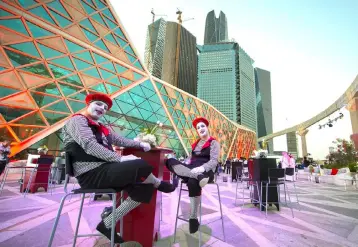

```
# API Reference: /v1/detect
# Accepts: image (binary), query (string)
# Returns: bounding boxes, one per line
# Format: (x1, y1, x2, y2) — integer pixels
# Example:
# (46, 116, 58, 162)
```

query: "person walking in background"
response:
(226, 159, 231, 174)
(0, 140, 10, 176)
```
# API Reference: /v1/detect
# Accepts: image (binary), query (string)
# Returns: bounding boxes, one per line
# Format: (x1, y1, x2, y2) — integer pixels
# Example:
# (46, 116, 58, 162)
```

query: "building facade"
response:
(255, 68, 274, 152)
(144, 19, 197, 96)
(197, 42, 257, 132)
(204, 10, 228, 44)
(286, 131, 299, 158)
(0, 0, 255, 161)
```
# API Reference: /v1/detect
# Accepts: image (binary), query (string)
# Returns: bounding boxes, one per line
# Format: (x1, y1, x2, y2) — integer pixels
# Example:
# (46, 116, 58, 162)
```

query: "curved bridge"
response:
(258, 75, 358, 142)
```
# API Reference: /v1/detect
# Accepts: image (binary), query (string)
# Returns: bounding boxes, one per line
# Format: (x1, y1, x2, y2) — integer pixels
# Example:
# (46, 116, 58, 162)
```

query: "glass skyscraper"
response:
(204, 10, 228, 45)
(197, 42, 257, 132)
(0, 0, 256, 160)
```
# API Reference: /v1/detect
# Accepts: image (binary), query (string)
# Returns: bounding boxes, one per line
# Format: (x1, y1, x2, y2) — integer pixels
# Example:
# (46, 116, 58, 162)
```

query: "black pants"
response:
(226, 167, 231, 174)
(166, 158, 214, 197)
(0, 160, 6, 175)
(77, 159, 154, 203)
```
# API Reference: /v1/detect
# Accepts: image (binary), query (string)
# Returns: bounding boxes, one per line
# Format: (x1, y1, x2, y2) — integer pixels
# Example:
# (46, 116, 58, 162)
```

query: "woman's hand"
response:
(121, 155, 140, 162)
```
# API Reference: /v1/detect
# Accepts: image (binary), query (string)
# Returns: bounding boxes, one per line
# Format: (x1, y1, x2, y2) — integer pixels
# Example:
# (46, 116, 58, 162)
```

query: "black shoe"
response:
(96, 220, 124, 244)
(189, 218, 200, 234)
(101, 206, 113, 220)
(157, 181, 176, 193)
(197, 174, 209, 188)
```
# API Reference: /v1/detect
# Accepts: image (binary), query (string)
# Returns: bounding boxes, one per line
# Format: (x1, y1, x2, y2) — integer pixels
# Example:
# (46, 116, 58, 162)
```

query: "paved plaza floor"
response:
(0, 172, 357, 247)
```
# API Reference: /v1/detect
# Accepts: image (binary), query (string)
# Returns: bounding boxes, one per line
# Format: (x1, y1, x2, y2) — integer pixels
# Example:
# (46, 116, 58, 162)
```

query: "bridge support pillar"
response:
(347, 97, 358, 150)
(298, 129, 309, 157)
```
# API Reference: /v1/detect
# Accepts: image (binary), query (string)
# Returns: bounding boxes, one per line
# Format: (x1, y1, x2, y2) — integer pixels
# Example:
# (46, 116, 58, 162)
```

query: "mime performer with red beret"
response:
(62, 93, 175, 244)
(166, 117, 220, 234)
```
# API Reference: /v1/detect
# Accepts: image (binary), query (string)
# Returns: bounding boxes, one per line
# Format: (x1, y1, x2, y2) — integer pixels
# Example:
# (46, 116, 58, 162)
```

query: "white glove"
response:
(121, 154, 140, 162)
(140, 142, 151, 152)
(165, 153, 176, 159)
(191, 166, 205, 174)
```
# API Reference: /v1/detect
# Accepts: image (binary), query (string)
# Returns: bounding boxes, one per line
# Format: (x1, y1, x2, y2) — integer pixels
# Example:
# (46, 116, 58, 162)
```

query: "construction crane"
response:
(173, 8, 194, 87)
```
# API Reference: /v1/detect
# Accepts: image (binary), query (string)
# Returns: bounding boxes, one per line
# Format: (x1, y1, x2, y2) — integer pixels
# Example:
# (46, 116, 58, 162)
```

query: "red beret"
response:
(192, 117, 209, 128)
(85, 93, 113, 109)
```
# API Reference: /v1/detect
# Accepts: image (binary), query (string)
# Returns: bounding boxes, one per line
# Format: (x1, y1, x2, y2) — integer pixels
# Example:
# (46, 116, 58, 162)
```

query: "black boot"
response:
(189, 218, 200, 233)
(197, 174, 209, 188)
(96, 220, 124, 244)
(157, 181, 176, 193)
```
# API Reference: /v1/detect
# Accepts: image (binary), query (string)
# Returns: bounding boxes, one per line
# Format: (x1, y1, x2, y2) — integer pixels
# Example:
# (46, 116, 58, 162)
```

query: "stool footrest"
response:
(177, 216, 189, 222)
(77, 233, 103, 238)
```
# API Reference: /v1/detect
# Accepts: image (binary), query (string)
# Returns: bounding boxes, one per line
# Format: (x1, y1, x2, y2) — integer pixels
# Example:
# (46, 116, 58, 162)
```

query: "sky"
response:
(110, 0, 358, 160)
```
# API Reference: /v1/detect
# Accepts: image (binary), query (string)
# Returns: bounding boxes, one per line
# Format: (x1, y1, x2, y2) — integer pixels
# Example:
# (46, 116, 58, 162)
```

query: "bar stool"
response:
(173, 168, 226, 246)
(235, 165, 261, 209)
(48, 153, 121, 247)
(285, 167, 301, 210)
(260, 168, 294, 218)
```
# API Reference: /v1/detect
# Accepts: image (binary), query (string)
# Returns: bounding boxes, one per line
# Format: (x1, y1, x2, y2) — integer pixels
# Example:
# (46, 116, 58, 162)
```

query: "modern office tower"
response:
(287, 131, 299, 158)
(197, 42, 257, 132)
(0, 0, 255, 160)
(204, 10, 228, 44)
(255, 68, 274, 152)
(144, 18, 197, 96)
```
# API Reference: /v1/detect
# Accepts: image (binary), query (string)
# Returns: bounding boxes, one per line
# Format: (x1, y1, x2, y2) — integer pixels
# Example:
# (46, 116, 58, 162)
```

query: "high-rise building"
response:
(204, 10, 228, 44)
(197, 42, 257, 132)
(255, 68, 274, 152)
(144, 18, 197, 95)
(287, 131, 298, 158)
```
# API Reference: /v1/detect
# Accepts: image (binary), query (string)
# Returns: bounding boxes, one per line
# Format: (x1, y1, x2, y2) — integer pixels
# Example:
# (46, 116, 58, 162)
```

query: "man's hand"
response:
(121, 154, 140, 162)
(140, 142, 151, 152)
(191, 166, 205, 174)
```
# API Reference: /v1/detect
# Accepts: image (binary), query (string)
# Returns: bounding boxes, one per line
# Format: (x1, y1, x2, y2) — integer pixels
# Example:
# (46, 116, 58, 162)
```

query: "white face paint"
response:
(196, 122, 209, 139)
(86, 101, 108, 120)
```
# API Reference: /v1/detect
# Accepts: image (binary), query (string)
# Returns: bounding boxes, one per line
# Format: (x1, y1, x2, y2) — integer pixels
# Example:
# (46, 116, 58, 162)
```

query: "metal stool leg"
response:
(73, 193, 86, 247)
(198, 196, 202, 247)
(234, 179, 239, 206)
(110, 193, 117, 247)
(216, 183, 226, 241)
(292, 182, 301, 210)
(0, 166, 10, 196)
(284, 182, 294, 218)
(173, 182, 183, 243)
(265, 183, 268, 218)
(48, 193, 73, 247)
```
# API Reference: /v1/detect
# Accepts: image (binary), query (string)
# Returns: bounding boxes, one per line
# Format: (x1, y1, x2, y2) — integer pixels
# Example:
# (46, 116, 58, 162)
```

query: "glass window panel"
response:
(20, 63, 52, 78)
(126, 53, 136, 63)
(8, 42, 41, 58)
(73, 57, 93, 70)
(37, 43, 63, 59)
(0, 106, 32, 122)
(133, 72, 143, 81)
(26, 21, 53, 38)
(69, 90, 87, 101)
(103, 16, 117, 30)
(99, 68, 115, 79)
(94, 39, 110, 53)
(91, 83, 107, 93)
(0, 19, 29, 36)
(92, 13, 107, 27)
(50, 56, 75, 70)
(49, 10, 72, 28)
(93, 0, 106, 9)
(105, 83, 120, 94)
(102, 8, 115, 21)
(93, 52, 107, 64)
(32, 83, 61, 96)
(108, 76, 121, 86)
(73, 51, 94, 63)
(45, 100, 71, 113)
(18, 0, 37, 8)
(58, 82, 81, 96)
(29, 6, 56, 25)
(130, 87, 146, 98)
(0, 86, 19, 99)
(0, 66, 6, 72)
(5, 49, 39, 67)
(101, 62, 115, 72)
(0, 9, 14, 17)
(124, 45, 135, 56)
(61, 74, 84, 87)
(113, 27, 125, 39)
(81, 0, 96, 14)
(140, 86, 155, 98)
(82, 28, 99, 42)
(48, 64, 72, 78)
(83, 67, 101, 79)
(125, 107, 141, 118)
(67, 99, 86, 112)
(11, 126, 44, 141)
(13, 112, 46, 126)
(64, 39, 85, 53)
(115, 63, 127, 73)
(80, 19, 98, 34)
(47, 1, 71, 18)
(121, 78, 132, 86)
(42, 110, 68, 125)
(115, 94, 135, 106)
(114, 35, 127, 48)
(141, 80, 155, 92)
(129, 92, 146, 105)
(104, 33, 116, 45)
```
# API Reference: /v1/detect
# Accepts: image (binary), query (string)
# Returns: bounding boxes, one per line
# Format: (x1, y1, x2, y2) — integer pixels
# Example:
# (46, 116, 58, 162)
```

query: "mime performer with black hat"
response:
(62, 93, 175, 244)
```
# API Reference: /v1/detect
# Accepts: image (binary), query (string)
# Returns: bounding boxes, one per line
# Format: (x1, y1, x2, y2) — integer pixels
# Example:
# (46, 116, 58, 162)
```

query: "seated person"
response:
(166, 117, 220, 234)
(62, 93, 175, 244)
